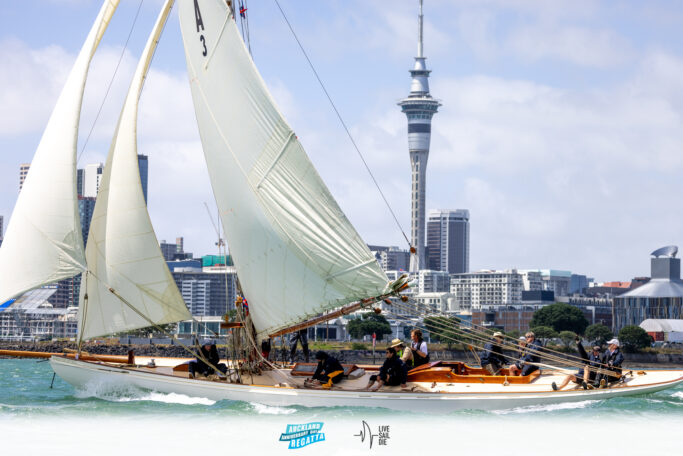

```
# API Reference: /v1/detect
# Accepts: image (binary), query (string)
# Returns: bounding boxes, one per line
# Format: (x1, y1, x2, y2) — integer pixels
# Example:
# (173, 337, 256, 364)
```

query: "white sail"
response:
(178, 0, 389, 336)
(78, 0, 191, 341)
(0, 0, 119, 305)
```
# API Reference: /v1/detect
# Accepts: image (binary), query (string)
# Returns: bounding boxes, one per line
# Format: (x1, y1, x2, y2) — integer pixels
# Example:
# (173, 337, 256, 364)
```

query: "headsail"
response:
(78, 0, 191, 341)
(0, 0, 119, 305)
(178, 0, 389, 337)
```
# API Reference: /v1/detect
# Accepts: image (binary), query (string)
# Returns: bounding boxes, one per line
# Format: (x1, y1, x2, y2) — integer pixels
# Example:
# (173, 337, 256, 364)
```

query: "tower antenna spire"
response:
(417, 0, 424, 58)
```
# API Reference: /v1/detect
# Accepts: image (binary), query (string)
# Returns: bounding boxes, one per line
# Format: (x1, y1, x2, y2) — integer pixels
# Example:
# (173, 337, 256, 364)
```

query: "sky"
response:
(1, 0, 682, 282)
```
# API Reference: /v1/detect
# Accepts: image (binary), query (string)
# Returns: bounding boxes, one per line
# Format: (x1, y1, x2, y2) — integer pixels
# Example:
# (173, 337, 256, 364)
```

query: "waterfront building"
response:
(414, 291, 455, 313)
(418, 269, 450, 293)
(171, 265, 238, 317)
(613, 246, 683, 331)
(570, 274, 589, 294)
(369, 245, 410, 272)
(426, 209, 469, 274)
(399, 0, 440, 272)
(77, 168, 84, 196)
(518, 269, 572, 298)
(19, 163, 30, 191)
(82, 163, 104, 198)
(0, 288, 78, 340)
(450, 269, 524, 310)
(640, 319, 683, 343)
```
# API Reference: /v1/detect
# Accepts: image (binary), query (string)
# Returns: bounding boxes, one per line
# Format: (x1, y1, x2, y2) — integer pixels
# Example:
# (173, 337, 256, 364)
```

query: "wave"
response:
(73, 381, 215, 405)
(493, 400, 600, 415)
(248, 402, 297, 415)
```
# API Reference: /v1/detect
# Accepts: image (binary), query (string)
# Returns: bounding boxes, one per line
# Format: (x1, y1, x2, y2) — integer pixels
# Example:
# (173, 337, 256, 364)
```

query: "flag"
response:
(242, 298, 249, 316)
(239, 2, 247, 18)
(372, 332, 376, 348)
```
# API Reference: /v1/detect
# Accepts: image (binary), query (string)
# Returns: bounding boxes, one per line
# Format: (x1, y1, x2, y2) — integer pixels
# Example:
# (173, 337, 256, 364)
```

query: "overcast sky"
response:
(1, 0, 682, 282)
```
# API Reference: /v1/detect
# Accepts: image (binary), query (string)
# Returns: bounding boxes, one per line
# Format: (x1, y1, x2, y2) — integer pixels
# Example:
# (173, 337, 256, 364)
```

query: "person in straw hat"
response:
(480, 332, 506, 375)
(389, 338, 412, 367)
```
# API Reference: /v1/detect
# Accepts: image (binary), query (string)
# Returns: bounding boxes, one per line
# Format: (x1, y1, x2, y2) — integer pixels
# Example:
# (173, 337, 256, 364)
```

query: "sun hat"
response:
(519, 336, 527, 341)
(390, 338, 404, 348)
(592, 345, 601, 351)
(492, 332, 504, 338)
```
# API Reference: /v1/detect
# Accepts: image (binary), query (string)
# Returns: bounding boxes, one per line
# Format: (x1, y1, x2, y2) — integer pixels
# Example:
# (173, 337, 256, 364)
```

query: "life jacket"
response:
(411, 340, 430, 367)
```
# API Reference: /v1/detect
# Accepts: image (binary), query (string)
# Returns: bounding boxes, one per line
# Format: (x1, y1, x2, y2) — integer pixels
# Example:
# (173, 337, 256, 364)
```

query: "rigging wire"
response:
(272, 0, 411, 249)
(77, 0, 145, 164)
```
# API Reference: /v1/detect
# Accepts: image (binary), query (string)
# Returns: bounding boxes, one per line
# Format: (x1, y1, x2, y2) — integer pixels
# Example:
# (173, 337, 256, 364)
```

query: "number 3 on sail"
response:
(194, 0, 207, 56)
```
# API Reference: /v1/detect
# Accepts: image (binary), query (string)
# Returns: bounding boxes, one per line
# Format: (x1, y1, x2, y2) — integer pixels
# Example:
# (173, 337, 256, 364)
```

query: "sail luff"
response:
(179, 0, 389, 337)
(78, 0, 191, 341)
(0, 0, 120, 305)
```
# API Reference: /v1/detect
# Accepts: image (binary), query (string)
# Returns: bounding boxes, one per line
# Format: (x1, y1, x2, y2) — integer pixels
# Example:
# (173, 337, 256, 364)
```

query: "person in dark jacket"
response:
(289, 329, 310, 363)
(552, 338, 602, 391)
(509, 331, 542, 376)
(366, 347, 409, 391)
(594, 338, 624, 387)
(307, 351, 345, 389)
(188, 340, 227, 379)
(480, 332, 506, 375)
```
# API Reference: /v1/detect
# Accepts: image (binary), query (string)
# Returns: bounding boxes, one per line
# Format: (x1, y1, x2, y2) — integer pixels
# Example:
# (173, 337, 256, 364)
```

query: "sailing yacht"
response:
(2, 0, 681, 412)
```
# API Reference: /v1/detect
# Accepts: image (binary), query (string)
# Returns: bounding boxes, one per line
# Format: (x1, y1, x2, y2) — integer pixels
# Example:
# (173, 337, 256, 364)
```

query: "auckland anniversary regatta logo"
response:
(279, 422, 326, 449)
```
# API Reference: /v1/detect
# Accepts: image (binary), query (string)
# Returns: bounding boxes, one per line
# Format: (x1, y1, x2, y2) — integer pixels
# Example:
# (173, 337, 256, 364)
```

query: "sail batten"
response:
(78, 0, 191, 341)
(0, 0, 120, 305)
(179, 0, 389, 337)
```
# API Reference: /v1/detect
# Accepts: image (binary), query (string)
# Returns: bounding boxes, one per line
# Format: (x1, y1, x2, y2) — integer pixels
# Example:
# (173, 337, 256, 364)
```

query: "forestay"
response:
(0, 0, 119, 305)
(178, 0, 389, 337)
(78, 0, 191, 340)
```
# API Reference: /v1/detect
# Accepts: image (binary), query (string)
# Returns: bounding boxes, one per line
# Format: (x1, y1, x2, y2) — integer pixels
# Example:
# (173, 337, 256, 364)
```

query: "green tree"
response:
(559, 330, 577, 347)
(530, 325, 558, 342)
(505, 329, 522, 340)
(618, 325, 652, 353)
(530, 303, 589, 334)
(347, 313, 392, 340)
(585, 323, 613, 345)
(424, 316, 460, 348)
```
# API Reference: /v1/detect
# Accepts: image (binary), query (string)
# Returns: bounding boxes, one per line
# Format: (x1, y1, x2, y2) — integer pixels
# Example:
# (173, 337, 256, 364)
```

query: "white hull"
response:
(50, 357, 683, 413)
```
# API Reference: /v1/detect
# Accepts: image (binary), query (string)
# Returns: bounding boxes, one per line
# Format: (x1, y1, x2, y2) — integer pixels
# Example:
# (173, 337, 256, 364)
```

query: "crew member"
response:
(189, 340, 227, 379)
(307, 351, 344, 389)
(509, 331, 541, 376)
(366, 347, 408, 391)
(552, 338, 602, 391)
(289, 328, 310, 363)
(480, 332, 506, 375)
(409, 329, 430, 367)
(595, 338, 624, 388)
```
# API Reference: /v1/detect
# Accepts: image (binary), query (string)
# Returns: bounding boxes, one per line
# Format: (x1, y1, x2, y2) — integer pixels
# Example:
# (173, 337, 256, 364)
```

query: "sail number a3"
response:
(194, 0, 207, 56)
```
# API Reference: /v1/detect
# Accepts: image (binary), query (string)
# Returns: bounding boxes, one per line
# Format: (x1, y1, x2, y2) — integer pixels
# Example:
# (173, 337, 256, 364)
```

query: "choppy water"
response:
(1, 359, 681, 455)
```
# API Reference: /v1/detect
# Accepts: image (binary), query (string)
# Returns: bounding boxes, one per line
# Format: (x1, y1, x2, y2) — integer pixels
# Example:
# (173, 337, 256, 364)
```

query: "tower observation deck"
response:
(399, 0, 441, 272)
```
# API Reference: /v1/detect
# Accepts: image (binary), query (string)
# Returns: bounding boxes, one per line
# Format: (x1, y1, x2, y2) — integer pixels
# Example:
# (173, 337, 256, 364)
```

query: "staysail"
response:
(178, 0, 390, 337)
(0, 0, 119, 305)
(78, 0, 191, 340)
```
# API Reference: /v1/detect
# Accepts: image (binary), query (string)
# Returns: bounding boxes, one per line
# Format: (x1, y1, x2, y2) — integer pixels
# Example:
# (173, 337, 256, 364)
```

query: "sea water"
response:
(1, 359, 681, 455)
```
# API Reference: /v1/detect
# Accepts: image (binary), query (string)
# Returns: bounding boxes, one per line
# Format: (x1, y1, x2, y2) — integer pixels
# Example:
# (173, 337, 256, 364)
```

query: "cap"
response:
(492, 332, 504, 338)
(315, 351, 328, 360)
(390, 338, 404, 348)
(606, 338, 620, 347)
(592, 345, 601, 351)
(519, 336, 527, 341)
(201, 339, 214, 346)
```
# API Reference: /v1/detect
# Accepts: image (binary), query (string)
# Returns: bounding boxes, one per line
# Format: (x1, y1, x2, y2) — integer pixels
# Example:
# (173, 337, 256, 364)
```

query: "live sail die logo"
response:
(354, 421, 390, 449)
(279, 422, 326, 449)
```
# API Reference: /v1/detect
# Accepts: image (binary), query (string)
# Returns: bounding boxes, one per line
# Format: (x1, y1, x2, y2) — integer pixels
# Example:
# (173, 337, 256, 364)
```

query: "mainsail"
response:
(78, 0, 191, 340)
(178, 0, 390, 337)
(0, 0, 119, 305)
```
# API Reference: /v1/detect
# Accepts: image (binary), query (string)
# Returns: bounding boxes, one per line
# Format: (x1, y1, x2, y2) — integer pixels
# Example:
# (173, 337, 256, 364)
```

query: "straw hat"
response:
(390, 338, 404, 348)
(492, 332, 504, 338)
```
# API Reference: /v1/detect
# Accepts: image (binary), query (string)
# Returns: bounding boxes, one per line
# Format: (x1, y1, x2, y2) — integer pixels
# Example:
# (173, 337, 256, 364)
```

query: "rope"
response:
(78, 0, 145, 164)
(272, 0, 411, 249)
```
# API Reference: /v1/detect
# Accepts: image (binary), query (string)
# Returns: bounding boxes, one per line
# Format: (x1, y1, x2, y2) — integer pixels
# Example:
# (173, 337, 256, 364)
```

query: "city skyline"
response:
(1, 1, 683, 282)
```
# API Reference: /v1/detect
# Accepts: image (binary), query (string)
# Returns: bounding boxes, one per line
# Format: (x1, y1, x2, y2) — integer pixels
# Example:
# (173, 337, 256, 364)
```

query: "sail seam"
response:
(256, 131, 295, 189)
(324, 258, 378, 281)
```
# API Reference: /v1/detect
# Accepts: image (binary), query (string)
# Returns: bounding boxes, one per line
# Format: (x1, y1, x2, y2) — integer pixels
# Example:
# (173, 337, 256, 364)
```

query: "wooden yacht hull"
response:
(50, 356, 683, 413)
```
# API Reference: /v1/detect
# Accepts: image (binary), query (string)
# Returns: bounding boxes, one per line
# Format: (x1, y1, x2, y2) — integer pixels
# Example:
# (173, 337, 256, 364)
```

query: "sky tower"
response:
(399, 0, 441, 272)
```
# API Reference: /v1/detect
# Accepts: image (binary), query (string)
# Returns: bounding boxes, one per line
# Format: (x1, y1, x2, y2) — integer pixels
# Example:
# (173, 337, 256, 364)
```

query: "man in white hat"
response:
(595, 338, 624, 387)
(480, 332, 506, 375)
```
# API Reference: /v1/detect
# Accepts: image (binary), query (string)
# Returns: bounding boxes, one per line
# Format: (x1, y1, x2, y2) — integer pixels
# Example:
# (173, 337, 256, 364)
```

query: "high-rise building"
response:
(19, 164, 30, 191)
(77, 168, 84, 197)
(426, 209, 470, 274)
(0, 215, 4, 241)
(171, 266, 238, 317)
(369, 245, 410, 272)
(78, 196, 97, 246)
(450, 269, 524, 311)
(399, 0, 440, 272)
(82, 163, 104, 198)
(138, 154, 148, 205)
